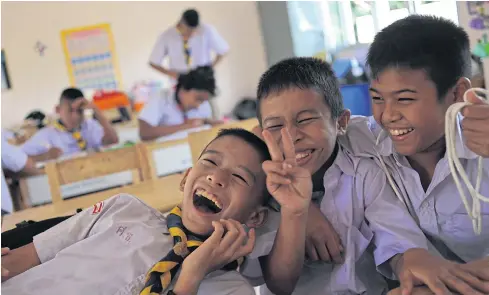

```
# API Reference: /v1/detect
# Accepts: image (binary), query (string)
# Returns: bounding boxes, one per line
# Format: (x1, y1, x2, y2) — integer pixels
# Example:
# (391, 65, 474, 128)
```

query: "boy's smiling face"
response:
(180, 135, 268, 236)
(370, 67, 468, 157)
(259, 88, 348, 175)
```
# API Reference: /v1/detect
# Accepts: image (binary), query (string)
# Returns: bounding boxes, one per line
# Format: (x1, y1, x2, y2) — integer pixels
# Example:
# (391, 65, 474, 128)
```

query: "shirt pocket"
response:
(442, 213, 489, 260)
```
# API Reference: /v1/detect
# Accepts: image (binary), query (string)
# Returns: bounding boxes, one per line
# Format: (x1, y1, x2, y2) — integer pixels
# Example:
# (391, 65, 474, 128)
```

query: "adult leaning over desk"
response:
(138, 66, 220, 141)
(148, 8, 229, 81)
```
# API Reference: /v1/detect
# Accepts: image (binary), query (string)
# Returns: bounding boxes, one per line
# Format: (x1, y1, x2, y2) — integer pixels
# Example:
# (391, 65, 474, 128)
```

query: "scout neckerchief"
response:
(53, 120, 87, 151)
(177, 26, 192, 69)
(139, 206, 243, 295)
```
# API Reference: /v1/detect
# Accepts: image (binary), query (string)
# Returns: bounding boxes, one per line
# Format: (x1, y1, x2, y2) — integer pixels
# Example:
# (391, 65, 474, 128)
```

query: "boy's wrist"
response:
(173, 265, 204, 295)
(280, 204, 309, 219)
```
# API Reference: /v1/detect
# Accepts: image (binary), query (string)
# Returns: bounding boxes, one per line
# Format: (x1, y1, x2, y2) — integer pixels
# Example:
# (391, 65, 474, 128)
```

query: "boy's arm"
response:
(260, 210, 308, 295)
(207, 25, 229, 67)
(1, 243, 40, 281)
(260, 129, 312, 295)
(92, 106, 119, 145)
(148, 32, 179, 79)
(171, 220, 255, 295)
(0, 195, 125, 281)
(138, 119, 201, 141)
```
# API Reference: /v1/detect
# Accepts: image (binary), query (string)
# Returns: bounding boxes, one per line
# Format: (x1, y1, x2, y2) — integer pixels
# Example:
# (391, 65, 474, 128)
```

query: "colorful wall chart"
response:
(60, 23, 122, 90)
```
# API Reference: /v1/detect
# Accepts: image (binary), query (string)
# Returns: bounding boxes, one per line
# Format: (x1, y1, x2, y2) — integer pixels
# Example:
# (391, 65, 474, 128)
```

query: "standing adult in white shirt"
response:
(149, 8, 229, 80)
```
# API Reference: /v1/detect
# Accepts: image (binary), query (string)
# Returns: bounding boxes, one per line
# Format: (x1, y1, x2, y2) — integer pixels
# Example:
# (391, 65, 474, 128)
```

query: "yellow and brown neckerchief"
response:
(139, 206, 243, 295)
(53, 120, 87, 151)
(177, 27, 192, 68)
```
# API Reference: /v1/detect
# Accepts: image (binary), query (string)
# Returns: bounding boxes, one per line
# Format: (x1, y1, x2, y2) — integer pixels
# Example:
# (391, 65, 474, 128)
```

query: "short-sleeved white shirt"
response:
(138, 89, 212, 127)
(149, 24, 229, 73)
(21, 119, 105, 156)
(344, 116, 489, 263)
(1, 138, 28, 212)
(2, 194, 255, 295)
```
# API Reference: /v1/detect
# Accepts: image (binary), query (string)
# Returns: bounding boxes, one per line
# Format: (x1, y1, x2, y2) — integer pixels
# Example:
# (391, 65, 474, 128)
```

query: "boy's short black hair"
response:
(367, 15, 471, 100)
(182, 9, 199, 28)
(256, 57, 344, 122)
(177, 66, 216, 96)
(60, 87, 84, 102)
(201, 128, 272, 204)
(24, 110, 47, 129)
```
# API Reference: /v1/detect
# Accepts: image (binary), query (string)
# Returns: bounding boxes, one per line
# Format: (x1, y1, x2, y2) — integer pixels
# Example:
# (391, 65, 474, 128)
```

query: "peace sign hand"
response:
(262, 128, 312, 216)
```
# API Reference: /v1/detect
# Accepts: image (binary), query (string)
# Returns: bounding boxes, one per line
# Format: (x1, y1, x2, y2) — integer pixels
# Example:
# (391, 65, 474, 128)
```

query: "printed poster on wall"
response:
(61, 23, 122, 90)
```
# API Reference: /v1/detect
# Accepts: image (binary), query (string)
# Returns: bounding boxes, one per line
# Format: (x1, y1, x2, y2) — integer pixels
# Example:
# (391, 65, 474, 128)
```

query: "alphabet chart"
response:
(61, 23, 122, 90)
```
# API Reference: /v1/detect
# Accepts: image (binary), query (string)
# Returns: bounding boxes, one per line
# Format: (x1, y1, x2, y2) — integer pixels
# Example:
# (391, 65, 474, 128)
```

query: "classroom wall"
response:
(256, 1, 295, 67)
(457, 1, 488, 49)
(1, 1, 267, 128)
(457, 1, 489, 88)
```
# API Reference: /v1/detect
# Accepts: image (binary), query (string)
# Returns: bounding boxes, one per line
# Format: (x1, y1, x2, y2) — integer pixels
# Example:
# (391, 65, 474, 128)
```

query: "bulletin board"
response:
(60, 23, 122, 90)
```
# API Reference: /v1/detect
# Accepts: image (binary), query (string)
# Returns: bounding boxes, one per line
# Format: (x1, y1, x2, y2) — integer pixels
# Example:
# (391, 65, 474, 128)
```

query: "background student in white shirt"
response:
(139, 66, 221, 141)
(1, 139, 40, 214)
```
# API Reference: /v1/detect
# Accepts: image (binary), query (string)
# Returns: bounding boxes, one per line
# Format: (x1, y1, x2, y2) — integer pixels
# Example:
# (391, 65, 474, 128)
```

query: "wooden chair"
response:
(44, 144, 150, 204)
(142, 138, 191, 179)
(188, 118, 259, 164)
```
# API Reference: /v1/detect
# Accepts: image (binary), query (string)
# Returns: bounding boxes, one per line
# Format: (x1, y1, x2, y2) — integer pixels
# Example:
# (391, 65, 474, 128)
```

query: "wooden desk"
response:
(2, 174, 184, 232)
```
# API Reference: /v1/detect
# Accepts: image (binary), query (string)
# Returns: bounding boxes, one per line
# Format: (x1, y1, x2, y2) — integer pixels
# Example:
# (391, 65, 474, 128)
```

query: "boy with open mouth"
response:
(1, 128, 310, 295)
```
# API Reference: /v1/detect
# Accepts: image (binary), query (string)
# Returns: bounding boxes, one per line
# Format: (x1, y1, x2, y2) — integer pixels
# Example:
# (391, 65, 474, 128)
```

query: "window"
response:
(287, 0, 459, 57)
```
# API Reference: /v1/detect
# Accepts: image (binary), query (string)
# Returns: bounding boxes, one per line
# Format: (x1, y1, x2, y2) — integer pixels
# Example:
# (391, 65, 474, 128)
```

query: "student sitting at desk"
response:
(21, 88, 119, 161)
(1, 128, 297, 295)
(139, 66, 222, 141)
(1, 138, 41, 215)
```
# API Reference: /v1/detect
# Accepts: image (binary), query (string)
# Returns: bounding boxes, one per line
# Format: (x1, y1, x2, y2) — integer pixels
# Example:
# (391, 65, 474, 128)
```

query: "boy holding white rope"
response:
(343, 15, 489, 294)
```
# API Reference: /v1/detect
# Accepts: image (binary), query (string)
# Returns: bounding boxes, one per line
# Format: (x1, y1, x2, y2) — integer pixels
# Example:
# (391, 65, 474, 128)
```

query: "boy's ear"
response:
(179, 168, 192, 192)
(337, 109, 351, 135)
(245, 205, 269, 229)
(55, 104, 60, 114)
(453, 77, 472, 103)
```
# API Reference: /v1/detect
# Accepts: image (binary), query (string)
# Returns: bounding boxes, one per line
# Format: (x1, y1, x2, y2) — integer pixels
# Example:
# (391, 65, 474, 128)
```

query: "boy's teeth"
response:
(390, 128, 414, 136)
(296, 152, 310, 160)
(196, 189, 222, 209)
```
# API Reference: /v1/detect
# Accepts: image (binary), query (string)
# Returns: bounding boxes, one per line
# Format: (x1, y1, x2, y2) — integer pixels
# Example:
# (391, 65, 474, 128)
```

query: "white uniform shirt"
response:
(1, 138, 28, 212)
(242, 141, 428, 295)
(2, 194, 255, 295)
(149, 24, 229, 73)
(21, 119, 105, 156)
(344, 116, 489, 262)
(138, 89, 212, 127)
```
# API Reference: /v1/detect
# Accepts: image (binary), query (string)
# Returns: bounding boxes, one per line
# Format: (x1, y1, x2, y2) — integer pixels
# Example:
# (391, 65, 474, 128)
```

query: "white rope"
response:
(445, 87, 489, 235)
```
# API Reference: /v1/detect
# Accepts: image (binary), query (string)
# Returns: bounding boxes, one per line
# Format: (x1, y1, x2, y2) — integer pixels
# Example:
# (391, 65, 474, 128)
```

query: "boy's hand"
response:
(2, 248, 10, 280)
(459, 257, 489, 281)
(461, 90, 489, 157)
(74, 98, 97, 111)
(395, 248, 489, 295)
(262, 128, 312, 216)
(388, 286, 435, 295)
(42, 147, 63, 161)
(203, 119, 224, 126)
(305, 204, 344, 263)
(181, 219, 255, 279)
(185, 118, 205, 128)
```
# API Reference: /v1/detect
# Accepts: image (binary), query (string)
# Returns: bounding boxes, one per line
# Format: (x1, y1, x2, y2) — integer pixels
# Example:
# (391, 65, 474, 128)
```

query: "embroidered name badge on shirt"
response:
(92, 201, 104, 214)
